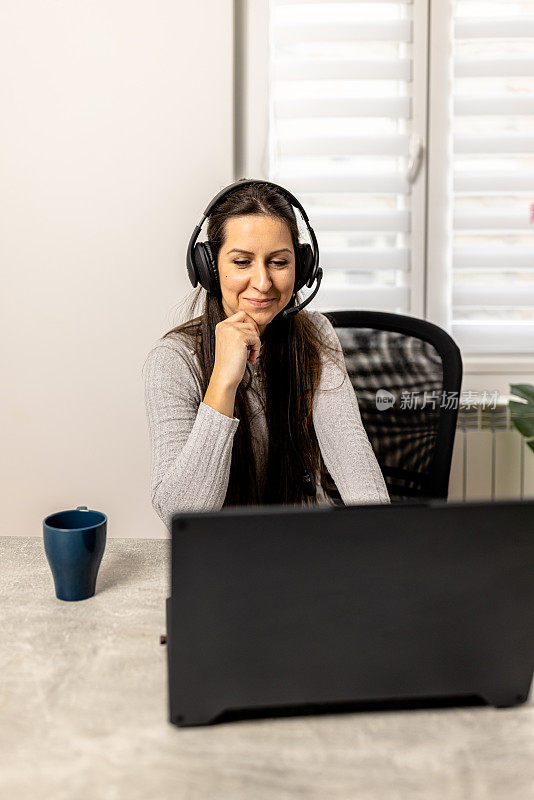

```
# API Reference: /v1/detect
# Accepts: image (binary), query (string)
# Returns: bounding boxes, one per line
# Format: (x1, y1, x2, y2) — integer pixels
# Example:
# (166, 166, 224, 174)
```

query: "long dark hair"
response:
(159, 182, 344, 507)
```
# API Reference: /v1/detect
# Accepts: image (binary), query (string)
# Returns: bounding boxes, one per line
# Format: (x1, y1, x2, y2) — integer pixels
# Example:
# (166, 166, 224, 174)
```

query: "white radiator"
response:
(448, 398, 534, 502)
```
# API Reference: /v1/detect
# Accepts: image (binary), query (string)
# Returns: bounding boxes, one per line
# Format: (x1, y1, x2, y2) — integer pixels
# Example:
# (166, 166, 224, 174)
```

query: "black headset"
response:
(186, 178, 323, 318)
(186, 178, 324, 496)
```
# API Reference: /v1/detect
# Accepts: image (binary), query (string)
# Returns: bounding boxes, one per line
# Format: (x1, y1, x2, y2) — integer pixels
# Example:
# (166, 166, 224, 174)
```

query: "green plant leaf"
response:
(509, 399, 534, 417)
(528, 439, 534, 455)
(509, 383, 534, 405)
(510, 417, 534, 438)
(509, 398, 534, 437)
(508, 384, 534, 442)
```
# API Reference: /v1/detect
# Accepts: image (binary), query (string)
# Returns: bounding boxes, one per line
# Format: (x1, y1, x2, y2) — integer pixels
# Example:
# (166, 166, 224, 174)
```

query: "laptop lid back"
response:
(166, 499, 534, 726)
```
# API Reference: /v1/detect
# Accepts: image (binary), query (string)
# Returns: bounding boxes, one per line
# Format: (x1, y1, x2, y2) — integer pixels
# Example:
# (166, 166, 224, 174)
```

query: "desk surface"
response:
(1, 535, 533, 800)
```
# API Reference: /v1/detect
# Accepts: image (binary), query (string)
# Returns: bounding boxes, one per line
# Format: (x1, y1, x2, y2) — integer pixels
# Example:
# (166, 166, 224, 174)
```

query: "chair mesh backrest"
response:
(335, 327, 444, 502)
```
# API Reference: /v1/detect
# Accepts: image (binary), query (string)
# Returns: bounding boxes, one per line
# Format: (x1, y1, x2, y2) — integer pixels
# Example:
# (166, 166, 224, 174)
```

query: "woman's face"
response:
(217, 214, 296, 336)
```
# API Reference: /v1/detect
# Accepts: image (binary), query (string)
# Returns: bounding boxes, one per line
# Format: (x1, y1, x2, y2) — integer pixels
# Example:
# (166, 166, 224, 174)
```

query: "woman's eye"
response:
(232, 260, 288, 267)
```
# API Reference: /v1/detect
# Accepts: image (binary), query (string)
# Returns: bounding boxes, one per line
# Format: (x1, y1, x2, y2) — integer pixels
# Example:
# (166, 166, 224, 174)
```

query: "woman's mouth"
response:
(245, 298, 275, 307)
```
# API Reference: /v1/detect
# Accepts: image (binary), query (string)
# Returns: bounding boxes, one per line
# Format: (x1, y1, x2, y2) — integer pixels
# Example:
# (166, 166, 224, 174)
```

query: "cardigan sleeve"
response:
(144, 336, 240, 530)
(310, 312, 391, 505)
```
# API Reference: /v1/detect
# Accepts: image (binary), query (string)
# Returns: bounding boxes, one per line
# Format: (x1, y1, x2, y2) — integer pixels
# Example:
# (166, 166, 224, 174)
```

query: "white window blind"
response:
(268, 0, 427, 314)
(452, 0, 534, 354)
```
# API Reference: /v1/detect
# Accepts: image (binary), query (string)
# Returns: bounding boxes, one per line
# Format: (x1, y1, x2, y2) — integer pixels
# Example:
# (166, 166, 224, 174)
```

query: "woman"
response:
(144, 180, 390, 530)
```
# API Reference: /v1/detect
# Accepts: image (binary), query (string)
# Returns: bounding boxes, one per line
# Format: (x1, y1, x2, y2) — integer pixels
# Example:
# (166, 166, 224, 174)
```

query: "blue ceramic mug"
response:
(43, 505, 107, 601)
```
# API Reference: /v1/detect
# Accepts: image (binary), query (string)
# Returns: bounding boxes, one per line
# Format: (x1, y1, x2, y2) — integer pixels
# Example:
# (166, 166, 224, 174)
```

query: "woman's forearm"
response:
(203, 372, 238, 419)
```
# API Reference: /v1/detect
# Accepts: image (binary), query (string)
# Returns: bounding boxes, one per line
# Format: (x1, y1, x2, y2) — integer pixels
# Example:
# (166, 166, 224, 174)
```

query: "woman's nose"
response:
(250, 261, 272, 289)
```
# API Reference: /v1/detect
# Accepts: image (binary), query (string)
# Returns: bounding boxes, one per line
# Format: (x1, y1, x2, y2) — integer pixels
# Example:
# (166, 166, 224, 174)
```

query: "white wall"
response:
(1, 0, 234, 538)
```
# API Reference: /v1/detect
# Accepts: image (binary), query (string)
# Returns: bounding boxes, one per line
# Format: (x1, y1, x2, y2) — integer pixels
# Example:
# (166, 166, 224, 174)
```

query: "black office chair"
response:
(322, 310, 463, 504)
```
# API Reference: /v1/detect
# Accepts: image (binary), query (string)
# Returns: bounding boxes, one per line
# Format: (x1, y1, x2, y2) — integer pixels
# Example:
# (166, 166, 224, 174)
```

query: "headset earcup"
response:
(193, 242, 219, 294)
(295, 243, 314, 292)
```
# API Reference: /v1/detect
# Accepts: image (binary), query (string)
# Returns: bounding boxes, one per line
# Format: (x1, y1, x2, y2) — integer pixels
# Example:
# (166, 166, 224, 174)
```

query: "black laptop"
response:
(164, 498, 534, 727)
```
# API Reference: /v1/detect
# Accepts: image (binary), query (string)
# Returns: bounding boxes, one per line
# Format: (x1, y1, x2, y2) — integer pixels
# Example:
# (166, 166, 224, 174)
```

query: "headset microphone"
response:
(282, 267, 323, 320)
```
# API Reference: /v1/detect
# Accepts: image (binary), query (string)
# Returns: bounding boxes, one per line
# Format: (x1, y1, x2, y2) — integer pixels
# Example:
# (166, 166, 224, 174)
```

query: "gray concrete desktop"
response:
(1, 535, 533, 800)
